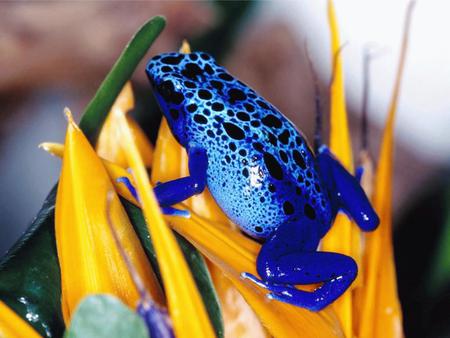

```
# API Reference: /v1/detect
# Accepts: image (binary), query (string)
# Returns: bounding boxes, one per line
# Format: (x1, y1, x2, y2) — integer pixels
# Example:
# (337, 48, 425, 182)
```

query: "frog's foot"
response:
(241, 272, 266, 288)
(254, 250, 357, 311)
(161, 206, 190, 218)
(316, 145, 379, 231)
(117, 176, 190, 217)
(265, 289, 324, 311)
(253, 220, 358, 311)
(152, 146, 207, 206)
(242, 272, 338, 311)
(241, 272, 296, 294)
(117, 176, 140, 202)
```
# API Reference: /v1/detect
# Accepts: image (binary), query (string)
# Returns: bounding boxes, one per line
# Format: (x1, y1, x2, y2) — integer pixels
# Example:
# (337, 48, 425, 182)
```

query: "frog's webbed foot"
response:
(241, 272, 297, 294)
(117, 176, 191, 217)
(241, 272, 327, 310)
(161, 207, 190, 218)
(152, 145, 208, 207)
(117, 145, 207, 217)
(244, 253, 357, 311)
(316, 145, 379, 231)
(248, 220, 357, 311)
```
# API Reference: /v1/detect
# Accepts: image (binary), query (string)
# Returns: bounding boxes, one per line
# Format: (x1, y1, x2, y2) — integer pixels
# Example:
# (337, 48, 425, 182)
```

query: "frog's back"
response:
(147, 52, 332, 239)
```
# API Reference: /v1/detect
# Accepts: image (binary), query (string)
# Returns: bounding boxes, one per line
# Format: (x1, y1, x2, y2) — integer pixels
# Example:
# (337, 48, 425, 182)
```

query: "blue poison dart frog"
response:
(143, 51, 379, 311)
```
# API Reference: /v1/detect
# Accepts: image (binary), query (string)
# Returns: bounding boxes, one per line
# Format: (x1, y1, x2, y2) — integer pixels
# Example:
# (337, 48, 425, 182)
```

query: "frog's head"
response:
(146, 53, 192, 145)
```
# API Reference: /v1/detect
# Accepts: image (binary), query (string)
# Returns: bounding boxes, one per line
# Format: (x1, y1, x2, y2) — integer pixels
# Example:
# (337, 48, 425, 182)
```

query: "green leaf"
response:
(0, 16, 166, 337)
(122, 199, 224, 338)
(0, 187, 64, 338)
(79, 16, 165, 145)
(65, 295, 149, 338)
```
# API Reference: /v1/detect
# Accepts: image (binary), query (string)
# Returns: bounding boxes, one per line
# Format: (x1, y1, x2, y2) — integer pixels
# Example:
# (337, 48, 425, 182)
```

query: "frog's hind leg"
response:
(316, 145, 379, 231)
(153, 145, 208, 207)
(242, 220, 357, 311)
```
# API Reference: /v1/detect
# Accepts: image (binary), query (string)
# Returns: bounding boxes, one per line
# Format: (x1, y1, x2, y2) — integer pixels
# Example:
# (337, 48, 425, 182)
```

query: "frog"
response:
(143, 51, 379, 311)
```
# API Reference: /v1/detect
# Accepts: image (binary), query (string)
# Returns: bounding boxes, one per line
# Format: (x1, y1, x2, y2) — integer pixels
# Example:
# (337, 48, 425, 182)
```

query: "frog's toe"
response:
(161, 206, 190, 218)
(117, 176, 140, 202)
(242, 273, 296, 295)
(241, 272, 266, 288)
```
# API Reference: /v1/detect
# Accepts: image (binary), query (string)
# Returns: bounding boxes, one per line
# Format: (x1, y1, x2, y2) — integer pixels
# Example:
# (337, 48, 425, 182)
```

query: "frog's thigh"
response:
(253, 220, 357, 310)
(316, 146, 379, 231)
(153, 146, 208, 207)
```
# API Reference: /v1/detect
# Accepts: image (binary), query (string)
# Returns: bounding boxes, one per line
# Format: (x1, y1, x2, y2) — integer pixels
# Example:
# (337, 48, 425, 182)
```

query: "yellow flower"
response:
(42, 11, 412, 333)
(321, 1, 414, 337)
(151, 117, 342, 338)
(96, 81, 154, 168)
(114, 108, 216, 338)
(151, 41, 341, 338)
(40, 142, 139, 206)
(0, 301, 42, 338)
(55, 109, 163, 323)
(152, 117, 267, 338)
(357, 3, 415, 337)
(320, 1, 362, 335)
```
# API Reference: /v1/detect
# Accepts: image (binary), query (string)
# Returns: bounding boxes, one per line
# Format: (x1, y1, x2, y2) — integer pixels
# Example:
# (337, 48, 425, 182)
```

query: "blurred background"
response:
(0, 1, 449, 336)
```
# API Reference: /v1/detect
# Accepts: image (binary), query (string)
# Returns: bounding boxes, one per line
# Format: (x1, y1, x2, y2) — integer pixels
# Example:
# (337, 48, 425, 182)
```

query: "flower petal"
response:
(166, 209, 343, 338)
(40, 142, 139, 206)
(358, 3, 415, 337)
(152, 118, 262, 337)
(115, 110, 216, 338)
(50, 119, 343, 338)
(150, 105, 341, 337)
(320, 1, 361, 335)
(96, 82, 153, 168)
(151, 118, 232, 224)
(0, 301, 42, 338)
(55, 110, 163, 323)
(209, 267, 268, 338)
(327, 0, 352, 170)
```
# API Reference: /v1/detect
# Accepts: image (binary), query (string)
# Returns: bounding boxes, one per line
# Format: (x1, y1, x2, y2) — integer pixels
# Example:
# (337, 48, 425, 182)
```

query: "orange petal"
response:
(209, 266, 269, 338)
(327, 0, 352, 170)
(358, 3, 415, 337)
(0, 301, 42, 338)
(166, 209, 344, 338)
(151, 117, 232, 225)
(150, 117, 342, 336)
(152, 118, 263, 337)
(50, 118, 343, 337)
(179, 39, 192, 54)
(96, 82, 153, 167)
(115, 110, 216, 338)
(55, 110, 163, 323)
(320, 1, 361, 335)
(41, 142, 139, 206)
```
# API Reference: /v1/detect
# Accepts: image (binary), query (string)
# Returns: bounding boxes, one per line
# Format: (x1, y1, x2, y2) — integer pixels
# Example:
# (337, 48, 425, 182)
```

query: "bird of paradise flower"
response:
(0, 0, 415, 337)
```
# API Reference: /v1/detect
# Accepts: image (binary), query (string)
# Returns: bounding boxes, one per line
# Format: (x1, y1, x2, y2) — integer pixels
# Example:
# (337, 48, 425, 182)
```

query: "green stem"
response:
(79, 16, 165, 145)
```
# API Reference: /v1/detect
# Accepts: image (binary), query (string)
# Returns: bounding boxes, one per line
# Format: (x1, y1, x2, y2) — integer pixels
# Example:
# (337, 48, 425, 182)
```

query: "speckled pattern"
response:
(146, 52, 332, 240)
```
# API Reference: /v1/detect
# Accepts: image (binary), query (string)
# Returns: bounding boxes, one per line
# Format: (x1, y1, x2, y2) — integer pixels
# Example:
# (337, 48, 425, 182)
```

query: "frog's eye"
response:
(158, 80, 184, 105)
(158, 80, 174, 99)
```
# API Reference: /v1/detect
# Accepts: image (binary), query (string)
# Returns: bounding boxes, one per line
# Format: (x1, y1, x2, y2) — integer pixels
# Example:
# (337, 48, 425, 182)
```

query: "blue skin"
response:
(142, 52, 379, 311)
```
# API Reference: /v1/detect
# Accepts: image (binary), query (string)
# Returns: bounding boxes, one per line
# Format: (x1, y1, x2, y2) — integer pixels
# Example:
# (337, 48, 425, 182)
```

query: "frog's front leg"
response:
(242, 220, 357, 311)
(316, 145, 379, 231)
(153, 145, 208, 207)
(117, 146, 207, 216)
